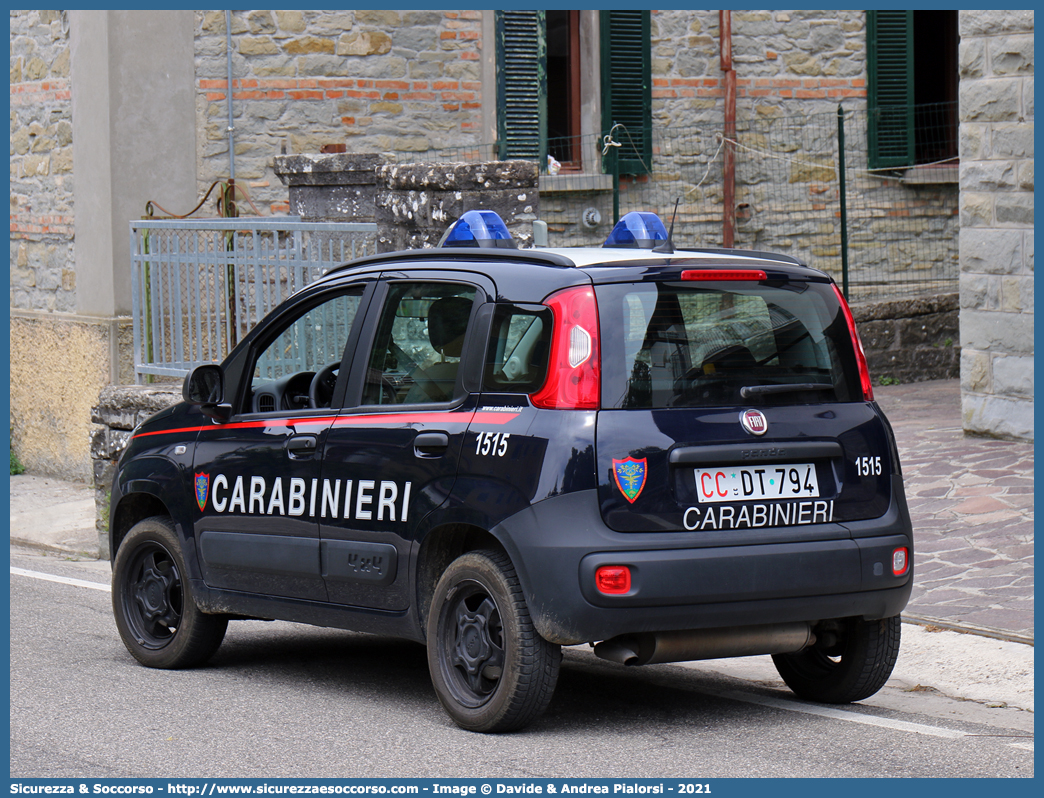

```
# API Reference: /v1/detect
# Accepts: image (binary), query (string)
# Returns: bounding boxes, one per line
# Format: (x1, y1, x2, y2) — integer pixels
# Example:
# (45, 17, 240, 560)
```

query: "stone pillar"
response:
(273, 153, 387, 222)
(91, 385, 182, 559)
(375, 160, 539, 252)
(957, 10, 1034, 441)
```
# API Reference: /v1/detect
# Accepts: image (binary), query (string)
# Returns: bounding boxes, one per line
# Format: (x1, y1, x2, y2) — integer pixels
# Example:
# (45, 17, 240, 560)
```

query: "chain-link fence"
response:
(392, 103, 959, 304)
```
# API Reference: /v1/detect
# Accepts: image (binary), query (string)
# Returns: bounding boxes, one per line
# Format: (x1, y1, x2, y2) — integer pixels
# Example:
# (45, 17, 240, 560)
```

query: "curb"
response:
(903, 614, 1034, 647)
(10, 537, 102, 561)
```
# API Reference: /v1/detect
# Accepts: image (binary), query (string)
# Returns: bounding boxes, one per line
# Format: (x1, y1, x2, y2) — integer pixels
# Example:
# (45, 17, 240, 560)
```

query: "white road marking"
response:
(721, 690, 968, 739)
(11, 566, 111, 593)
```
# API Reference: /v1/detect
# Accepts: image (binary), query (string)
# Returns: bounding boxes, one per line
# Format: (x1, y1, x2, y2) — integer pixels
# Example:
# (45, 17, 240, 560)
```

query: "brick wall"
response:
(10, 10, 76, 313)
(958, 10, 1034, 440)
(651, 10, 868, 125)
(193, 10, 484, 215)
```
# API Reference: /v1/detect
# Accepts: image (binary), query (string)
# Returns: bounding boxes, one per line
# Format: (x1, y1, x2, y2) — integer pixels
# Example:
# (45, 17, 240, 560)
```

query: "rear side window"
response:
(596, 280, 861, 408)
(483, 304, 552, 393)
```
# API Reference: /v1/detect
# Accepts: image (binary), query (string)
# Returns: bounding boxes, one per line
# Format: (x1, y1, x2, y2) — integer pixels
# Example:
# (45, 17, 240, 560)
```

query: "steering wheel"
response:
(309, 362, 340, 408)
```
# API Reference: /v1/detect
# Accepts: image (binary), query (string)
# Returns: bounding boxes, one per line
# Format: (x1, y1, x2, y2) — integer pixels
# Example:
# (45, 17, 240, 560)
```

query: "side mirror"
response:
(183, 364, 225, 405)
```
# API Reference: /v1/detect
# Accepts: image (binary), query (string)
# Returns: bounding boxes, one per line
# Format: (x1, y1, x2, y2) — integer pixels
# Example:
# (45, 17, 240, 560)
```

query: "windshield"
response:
(596, 280, 861, 409)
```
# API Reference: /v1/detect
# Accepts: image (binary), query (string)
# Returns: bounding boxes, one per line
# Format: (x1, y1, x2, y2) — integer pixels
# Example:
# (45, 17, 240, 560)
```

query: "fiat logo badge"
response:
(740, 409, 768, 436)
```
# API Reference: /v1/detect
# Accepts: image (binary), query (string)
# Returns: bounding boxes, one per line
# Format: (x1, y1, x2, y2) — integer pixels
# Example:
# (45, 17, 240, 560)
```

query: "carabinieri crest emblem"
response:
(612, 457, 647, 504)
(194, 472, 209, 512)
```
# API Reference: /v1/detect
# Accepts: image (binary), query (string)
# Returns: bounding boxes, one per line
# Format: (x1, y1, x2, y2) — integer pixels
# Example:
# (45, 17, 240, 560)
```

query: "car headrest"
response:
(427, 296, 473, 357)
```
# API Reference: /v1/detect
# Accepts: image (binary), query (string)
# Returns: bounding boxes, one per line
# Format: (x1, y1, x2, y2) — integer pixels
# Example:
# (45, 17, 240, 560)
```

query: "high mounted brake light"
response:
(681, 269, 767, 281)
(530, 286, 601, 410)
(832, 283, 874, 401)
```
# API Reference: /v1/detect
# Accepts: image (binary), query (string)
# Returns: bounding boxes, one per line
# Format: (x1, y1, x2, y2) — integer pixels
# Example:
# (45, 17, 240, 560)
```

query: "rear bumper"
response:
(494, 483, 914, 645)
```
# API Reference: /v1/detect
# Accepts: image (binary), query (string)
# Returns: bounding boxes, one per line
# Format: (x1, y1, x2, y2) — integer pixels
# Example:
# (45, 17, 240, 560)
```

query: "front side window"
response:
(362, 283, 478, 406)
(597, 281, 860, 409)
(247, 289, 365, 413)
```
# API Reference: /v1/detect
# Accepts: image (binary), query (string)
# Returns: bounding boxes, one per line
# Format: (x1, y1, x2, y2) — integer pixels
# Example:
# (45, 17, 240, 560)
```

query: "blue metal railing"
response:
(129, 217, 377, 382)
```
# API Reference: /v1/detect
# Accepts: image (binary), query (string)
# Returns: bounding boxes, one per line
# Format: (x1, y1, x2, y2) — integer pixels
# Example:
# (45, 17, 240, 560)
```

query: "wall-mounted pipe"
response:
(225, 9, 236, 184)
(720, 9, 736, 247)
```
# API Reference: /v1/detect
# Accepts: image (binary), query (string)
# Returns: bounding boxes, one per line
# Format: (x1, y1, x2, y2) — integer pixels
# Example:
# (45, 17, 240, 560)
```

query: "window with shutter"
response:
(867, 10, 915, 169)
(600, 10, 651, 175)
(867, 10, 959, 170)
(494, 10, 652, 175)
(496, 10, 546, 162)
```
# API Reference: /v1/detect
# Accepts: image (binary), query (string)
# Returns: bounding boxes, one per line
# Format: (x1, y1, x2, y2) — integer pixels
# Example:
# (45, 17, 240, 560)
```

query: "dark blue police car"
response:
(110, 210, 913, 732)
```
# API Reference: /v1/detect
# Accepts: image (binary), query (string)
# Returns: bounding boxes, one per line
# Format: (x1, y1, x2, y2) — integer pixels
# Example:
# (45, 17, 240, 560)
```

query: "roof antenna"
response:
(652, 197, 679, 255)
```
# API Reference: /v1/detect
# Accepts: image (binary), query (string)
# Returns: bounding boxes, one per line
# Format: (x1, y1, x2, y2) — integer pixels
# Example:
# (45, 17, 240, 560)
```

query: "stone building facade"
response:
(193, 10, 485, 214)
(8, 9, 1034, 483)
(957, 10, 1034, 440)
(10, 10, 75, 313)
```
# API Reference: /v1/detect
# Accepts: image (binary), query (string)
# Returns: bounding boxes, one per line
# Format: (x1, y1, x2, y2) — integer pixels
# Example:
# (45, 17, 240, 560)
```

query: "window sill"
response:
(901, 164, 959, 185)
(539, 173, 614, 193)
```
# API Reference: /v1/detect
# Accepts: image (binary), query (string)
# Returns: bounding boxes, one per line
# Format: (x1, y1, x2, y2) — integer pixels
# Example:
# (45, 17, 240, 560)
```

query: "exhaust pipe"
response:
(593, 622, 815, 666)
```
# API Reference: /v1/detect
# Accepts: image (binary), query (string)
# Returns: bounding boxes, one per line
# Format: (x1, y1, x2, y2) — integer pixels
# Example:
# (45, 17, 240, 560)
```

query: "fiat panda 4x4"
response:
(110, 210, 913, 732)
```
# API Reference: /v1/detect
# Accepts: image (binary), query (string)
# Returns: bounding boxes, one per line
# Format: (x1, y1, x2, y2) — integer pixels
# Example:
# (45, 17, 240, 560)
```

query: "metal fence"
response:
(394, 103, 959, 304)
(130, 218, 377, 382)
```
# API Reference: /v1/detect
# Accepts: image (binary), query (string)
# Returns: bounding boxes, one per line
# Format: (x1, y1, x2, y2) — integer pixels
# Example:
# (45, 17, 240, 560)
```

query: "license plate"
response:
(695, 463, 820, 503)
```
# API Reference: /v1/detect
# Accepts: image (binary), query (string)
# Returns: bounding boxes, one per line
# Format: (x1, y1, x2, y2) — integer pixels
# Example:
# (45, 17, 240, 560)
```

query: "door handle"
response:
(414, 431, 449, 456)
(286, 435, 318, 458)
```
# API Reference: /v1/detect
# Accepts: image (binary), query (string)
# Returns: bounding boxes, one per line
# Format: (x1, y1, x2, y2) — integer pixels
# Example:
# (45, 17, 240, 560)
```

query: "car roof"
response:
(323, 243, 807, 278)
(312, 243, 820, 303)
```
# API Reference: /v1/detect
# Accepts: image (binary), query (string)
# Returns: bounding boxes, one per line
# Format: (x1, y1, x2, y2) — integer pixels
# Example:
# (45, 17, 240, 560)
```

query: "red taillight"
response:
(832, 283, 874, 401)
(595, 565, 631, 594)
(530, 286, 601, 410)
(892, 547, 909, 577)
(681, 269, 767, 281)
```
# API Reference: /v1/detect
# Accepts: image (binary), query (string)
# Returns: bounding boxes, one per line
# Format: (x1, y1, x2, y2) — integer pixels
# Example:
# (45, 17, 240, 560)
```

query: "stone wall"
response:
(274, 152, 386, 222)
(375, 161, 539, 251)
(193, 10, 484, 215)
(10, 10, 76, 314)
(91, 386, 183, 558)
(652, 10, 868, 125)
(853, 294, 960, 384)
(957, 10, 1034, 441)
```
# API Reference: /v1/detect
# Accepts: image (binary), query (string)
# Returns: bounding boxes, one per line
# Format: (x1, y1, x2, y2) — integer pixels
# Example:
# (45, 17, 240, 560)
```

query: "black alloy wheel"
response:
(112, 516, 227, 669)
(427, 550, 561, 733)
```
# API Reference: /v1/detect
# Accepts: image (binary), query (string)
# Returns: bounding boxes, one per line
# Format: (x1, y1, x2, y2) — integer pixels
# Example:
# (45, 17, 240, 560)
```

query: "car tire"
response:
(427, 550, 561, 733)
(112, 516, 228, 669)
(772, 615, 901, 703)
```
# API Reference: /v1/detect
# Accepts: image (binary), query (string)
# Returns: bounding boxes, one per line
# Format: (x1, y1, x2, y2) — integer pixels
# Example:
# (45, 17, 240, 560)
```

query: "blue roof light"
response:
(602, 211, 669, 249)
(439, 210, 517, 249)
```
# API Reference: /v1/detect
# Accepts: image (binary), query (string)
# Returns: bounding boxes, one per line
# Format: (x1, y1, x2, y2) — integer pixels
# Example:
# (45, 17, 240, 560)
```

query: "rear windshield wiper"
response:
(740, 383, 835, 398)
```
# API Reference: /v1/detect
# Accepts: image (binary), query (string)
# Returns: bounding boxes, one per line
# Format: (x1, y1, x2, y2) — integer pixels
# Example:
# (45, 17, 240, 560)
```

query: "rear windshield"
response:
(596, 280, 861, 408)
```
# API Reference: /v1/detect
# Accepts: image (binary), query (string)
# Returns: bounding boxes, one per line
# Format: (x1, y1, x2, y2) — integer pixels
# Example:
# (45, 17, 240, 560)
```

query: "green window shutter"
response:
(867, 10, 914, 169)
(600, 10, 651, 175)
(496, 10, 546, 163)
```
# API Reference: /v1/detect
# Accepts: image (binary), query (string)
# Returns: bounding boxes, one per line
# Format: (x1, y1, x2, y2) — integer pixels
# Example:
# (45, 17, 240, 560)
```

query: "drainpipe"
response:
(720, 10, 736, 247)
(225, 9, 236, 207)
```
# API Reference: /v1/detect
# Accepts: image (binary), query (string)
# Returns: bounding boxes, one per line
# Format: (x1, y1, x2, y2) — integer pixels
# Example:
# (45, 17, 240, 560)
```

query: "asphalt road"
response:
(9, 547, 1033, 780)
